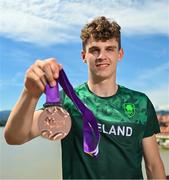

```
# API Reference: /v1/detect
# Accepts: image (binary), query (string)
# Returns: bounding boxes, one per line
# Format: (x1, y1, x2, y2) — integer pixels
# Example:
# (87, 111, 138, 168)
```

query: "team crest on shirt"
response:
(123, 103, 135, 118)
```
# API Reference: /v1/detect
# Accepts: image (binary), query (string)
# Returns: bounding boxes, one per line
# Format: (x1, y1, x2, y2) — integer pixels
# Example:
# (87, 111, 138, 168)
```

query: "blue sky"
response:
(0, 0, 169, 111)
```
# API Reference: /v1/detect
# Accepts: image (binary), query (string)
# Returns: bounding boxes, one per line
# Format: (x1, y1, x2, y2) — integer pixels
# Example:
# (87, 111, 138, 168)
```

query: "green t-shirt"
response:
(61, 83, 160, 179)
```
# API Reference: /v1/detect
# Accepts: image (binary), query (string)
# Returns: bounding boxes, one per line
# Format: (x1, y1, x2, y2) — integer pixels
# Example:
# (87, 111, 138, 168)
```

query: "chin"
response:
(94, 73, 113, 82)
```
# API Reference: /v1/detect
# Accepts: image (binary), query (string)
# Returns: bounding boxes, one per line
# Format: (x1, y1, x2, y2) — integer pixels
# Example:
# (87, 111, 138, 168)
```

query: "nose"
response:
(97, 50, 107, 60)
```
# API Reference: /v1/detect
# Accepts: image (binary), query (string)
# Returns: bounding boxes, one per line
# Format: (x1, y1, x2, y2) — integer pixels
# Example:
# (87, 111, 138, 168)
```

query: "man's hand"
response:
(24, 58, 62, 98)
(4, 57, 62, 144)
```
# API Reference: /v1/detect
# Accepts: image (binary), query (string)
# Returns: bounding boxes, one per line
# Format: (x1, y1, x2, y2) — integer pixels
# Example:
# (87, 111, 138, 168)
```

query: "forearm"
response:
(4, 88, 39, 144)
(146, 159, 166, 179)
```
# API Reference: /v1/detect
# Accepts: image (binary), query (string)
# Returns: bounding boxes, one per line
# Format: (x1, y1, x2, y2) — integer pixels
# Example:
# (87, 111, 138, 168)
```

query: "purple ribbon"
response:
(45, 83, 60, 104)
(45, 69, 100, 157)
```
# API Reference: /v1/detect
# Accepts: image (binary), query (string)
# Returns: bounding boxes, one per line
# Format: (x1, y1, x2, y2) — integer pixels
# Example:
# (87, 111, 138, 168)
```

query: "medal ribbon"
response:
(45, 69, 100, 157)
(45, 82, 60, 106)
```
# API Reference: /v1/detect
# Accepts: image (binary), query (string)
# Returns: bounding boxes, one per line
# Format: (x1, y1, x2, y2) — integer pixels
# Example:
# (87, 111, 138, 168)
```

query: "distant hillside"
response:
(0, 110, 11, 127)
(156, 110, 169, 115)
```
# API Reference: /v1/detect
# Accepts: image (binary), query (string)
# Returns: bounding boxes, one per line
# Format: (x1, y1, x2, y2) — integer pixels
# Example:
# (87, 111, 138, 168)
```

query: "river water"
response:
(0, 128, 168, 179)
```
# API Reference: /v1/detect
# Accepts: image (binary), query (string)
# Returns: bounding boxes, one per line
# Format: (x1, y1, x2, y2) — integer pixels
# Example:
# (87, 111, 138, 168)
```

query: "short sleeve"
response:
(143, 97, 160, 138)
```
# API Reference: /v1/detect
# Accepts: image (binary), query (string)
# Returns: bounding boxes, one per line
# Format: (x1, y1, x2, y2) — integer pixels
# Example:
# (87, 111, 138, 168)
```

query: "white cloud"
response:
(138, 62, 169, 81)
(0, 0, 168, 46)
(124, 66, 168, 110)
(120, 61, 169, 90)
(145, 84, 169, 111)
(119, 61, 169, 110)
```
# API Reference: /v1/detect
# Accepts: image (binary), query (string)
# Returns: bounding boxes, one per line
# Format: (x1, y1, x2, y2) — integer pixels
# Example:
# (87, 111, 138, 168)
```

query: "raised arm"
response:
(4, 58, 62, 145)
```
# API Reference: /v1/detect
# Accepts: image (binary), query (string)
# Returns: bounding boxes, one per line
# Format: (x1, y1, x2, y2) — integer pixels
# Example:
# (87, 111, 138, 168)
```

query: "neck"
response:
(87, 76, 118, 97)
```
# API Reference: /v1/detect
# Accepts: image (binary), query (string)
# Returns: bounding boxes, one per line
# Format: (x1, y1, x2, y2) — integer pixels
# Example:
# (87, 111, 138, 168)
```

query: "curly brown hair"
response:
(80, 16, 121, 51)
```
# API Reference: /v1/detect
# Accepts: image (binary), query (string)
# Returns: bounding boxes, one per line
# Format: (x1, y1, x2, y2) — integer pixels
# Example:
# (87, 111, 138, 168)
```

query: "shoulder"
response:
(119, 85, 148, 100)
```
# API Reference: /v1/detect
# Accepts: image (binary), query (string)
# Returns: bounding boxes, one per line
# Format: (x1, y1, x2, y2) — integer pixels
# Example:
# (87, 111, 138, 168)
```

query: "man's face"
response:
(82, 38, 124, 81)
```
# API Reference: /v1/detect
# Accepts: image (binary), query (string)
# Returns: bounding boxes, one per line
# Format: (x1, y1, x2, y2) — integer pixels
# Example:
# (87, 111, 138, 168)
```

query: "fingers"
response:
(50, 62, 60, 79)
(43, 64, 56, 87)
(32, 65, 47, 86)
(35, 58, 61, 87)
(24, 57, 62, 98)
(25, 67, 45, 94)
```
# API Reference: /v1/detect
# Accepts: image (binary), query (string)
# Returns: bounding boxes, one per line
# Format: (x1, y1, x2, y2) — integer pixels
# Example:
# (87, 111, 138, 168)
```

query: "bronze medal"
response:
(38, 106, 71, 140)
(38, 83, 71, 140)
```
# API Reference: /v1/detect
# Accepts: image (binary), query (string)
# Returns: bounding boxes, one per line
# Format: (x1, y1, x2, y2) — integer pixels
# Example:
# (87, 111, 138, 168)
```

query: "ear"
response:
(118, 48, 124, 61)
(81, 50, 87, 63)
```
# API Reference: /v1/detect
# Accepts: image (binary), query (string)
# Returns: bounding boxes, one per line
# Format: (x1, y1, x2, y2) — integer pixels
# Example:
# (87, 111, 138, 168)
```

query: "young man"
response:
(4, 16, 166, 179)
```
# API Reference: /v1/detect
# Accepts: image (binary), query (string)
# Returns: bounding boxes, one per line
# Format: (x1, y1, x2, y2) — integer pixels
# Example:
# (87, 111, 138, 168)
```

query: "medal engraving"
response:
(38, 106, 71, 140)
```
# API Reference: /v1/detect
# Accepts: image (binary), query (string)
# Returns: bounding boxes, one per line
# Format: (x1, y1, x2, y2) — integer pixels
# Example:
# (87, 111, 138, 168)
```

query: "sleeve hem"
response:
(143, 129, 160, 138)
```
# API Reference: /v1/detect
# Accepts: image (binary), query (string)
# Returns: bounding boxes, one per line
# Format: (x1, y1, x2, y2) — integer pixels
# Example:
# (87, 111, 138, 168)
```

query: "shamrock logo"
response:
(123, 103, 135, 118)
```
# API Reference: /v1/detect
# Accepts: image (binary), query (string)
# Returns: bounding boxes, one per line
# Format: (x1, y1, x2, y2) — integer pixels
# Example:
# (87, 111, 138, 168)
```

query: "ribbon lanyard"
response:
(45, 82, 60, 106)
(57, 69, 100, 157)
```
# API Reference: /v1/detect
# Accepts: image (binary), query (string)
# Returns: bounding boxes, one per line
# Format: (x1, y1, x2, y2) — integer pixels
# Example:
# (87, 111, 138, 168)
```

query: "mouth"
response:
(96, 63, 110, 68)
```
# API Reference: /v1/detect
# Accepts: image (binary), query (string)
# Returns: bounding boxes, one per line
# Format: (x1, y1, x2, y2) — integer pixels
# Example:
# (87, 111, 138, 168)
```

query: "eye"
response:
(89, 48, 100, 55)
(106, 47, 114, 52)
